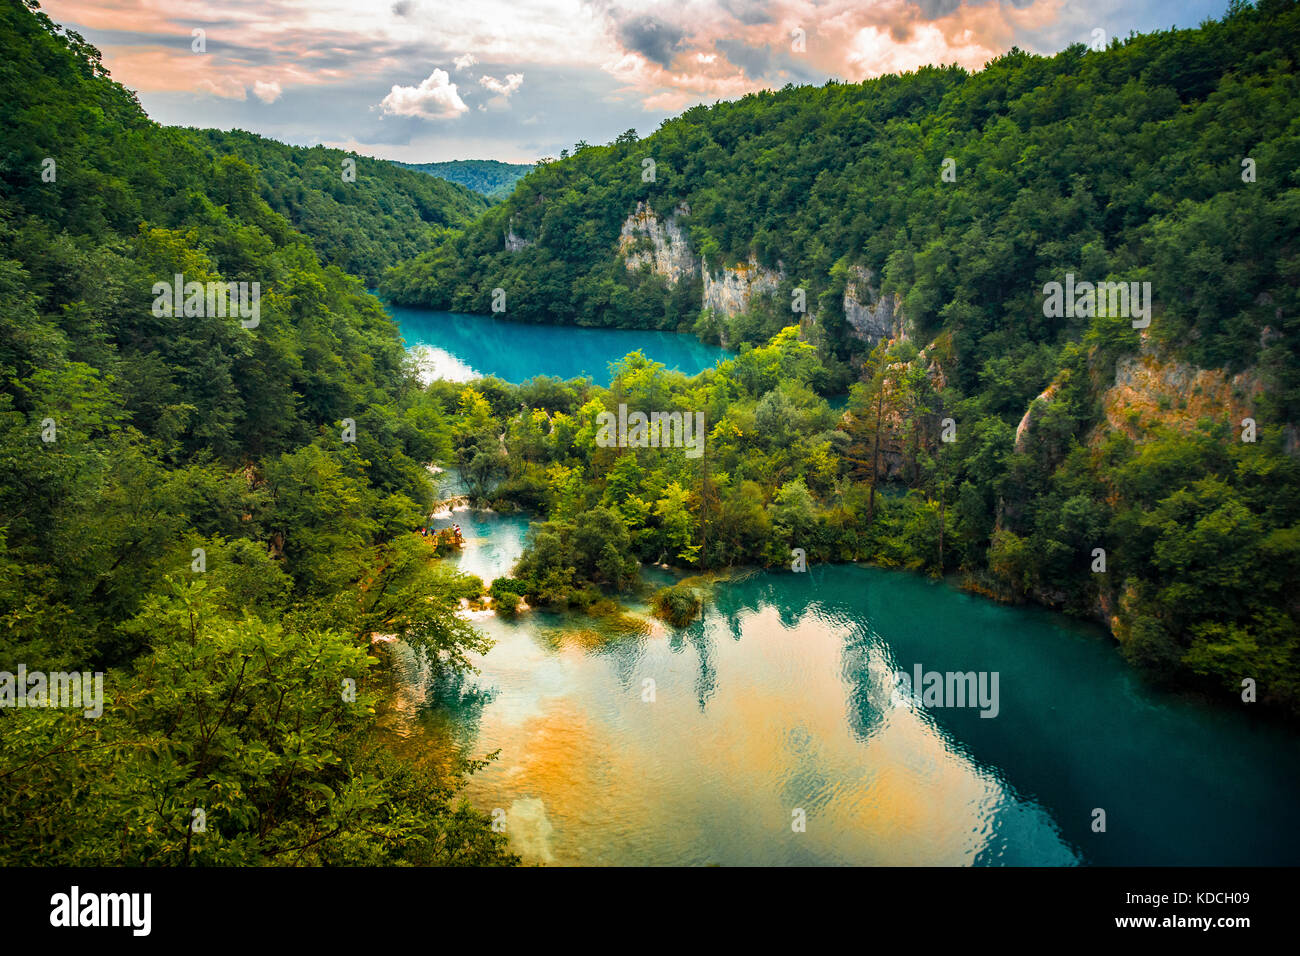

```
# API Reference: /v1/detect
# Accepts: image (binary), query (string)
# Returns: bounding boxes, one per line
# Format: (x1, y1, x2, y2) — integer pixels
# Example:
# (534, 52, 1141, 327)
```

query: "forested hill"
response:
(0, 0, 513, 863)
(381, 0, 1300, 409)
(377, 0, 1300, 713)
(187, 129, 490, 285)
(395, 158, 534, 198)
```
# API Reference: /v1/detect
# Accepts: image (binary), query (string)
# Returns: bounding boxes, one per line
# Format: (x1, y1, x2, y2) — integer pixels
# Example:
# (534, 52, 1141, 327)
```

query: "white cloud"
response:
(845, 23, 1000, 80)
(253, 80, 283, 103)
(379, 69, 469, 119)
(453, 52, 478, 70)
(478, 72, 524, 97)
(196, 75, 247, 100)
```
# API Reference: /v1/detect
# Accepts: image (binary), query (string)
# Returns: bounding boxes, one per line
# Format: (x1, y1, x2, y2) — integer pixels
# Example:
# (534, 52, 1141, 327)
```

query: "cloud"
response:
(379, 69, 469, 119)
(846, 21, 997, 78)
(35, 0, 1138, 117)
(588, 0, 1071, 108)
(196, 74, 247, 100)
(912, 0, 965, 18)
(479, 72, 524, 96)
(612, 13, 685, 69)
(38, 0, 1228, 160)
(253, 79, 283, 103)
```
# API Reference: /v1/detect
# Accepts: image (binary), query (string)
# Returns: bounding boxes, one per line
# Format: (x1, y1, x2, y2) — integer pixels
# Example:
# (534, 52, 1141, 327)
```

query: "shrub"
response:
(650, 583, 702, 628)
(494, 590, 522, 617)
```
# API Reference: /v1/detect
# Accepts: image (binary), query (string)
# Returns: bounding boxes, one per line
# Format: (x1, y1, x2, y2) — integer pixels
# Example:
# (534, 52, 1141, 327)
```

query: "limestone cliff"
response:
(616, 202, 786, 319)
(843, 265, 909, 345)
(1096, 338, 1263, 444)
(1003, 333, 1286, 630)
(1014, 382, 1061, 454)
(1010, 333, 1269, 459)
(504, 217, 532, 252)
(617, 201, 697, 285)
(702, 255, 784, 318)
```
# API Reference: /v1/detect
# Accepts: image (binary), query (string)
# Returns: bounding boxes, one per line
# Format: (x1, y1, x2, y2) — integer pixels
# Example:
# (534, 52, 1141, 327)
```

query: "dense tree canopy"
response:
(395, 159, 534, 199)
(378, 1, 1300, 713)
(383, 1, 1300, 417)
(2, 0, 1299, 872)
(444, 305, 1300, 714)
(0, 0, 512, 864)
(188, 129, 490, 285)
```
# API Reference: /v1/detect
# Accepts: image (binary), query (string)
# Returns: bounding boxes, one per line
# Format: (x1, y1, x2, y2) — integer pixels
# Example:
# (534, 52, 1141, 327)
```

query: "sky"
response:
(42, 0, 1231, 164)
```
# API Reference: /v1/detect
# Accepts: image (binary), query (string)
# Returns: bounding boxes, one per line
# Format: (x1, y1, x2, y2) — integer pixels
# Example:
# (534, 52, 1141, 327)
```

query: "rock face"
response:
(614, 208, 919, 338)
(702, 255, 784, 318)
(616, 202, 785, 319)
(843, 265, 907, 345)
(874, 360, 916, 481)
(618, 202, 697, 286)
(1013, 335, 1275, 457)
(504, 218, 532, 252)
(1014, 381, 1061, 453)
(1099, 340, 1263, 443)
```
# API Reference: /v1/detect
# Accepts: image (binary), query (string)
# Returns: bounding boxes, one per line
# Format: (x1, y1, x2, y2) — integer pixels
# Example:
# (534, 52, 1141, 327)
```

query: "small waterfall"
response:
(429, 495, 471, 519)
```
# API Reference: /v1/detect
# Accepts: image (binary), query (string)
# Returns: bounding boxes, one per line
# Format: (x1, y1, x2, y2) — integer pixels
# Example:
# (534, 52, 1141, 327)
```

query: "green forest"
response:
(188, 129, 489, 285)
(382, 0, 1300, 412)
(0, 0, 513, 864)
(394, 158, 534, 199)
(385, 0, 1300, 712)
(1, 0, 1299, 871)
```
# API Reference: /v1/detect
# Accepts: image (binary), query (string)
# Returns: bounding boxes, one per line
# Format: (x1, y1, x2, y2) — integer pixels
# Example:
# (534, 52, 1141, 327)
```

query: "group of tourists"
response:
(418, 522, 464, 548)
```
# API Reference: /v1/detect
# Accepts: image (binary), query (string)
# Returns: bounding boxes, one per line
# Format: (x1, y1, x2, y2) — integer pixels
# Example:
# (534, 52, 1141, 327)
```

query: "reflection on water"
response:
(389, 512, 1300, 866)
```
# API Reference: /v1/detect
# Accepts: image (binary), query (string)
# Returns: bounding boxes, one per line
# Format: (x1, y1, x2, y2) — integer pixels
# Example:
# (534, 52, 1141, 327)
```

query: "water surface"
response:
(384, 301, 730, 384)
(391, 511, 1300, 866)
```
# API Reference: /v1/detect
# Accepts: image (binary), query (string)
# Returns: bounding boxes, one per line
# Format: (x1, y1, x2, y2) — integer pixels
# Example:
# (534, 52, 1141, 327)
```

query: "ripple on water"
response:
(390, 513, 1300, 866)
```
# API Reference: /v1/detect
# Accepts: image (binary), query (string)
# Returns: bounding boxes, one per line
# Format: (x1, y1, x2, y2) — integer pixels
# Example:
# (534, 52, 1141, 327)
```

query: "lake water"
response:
(383, 301, 731, 384)
(386, 508, 1300, 867)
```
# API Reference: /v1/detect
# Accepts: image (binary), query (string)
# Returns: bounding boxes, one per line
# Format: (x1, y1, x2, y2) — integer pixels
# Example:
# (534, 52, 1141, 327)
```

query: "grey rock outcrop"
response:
(1014, 381, 1061, 453)
(618, 202, 697, 286)
(504, 218, 532, 252)
(843, 265, 907, 345)
(702, 255, 784, 318)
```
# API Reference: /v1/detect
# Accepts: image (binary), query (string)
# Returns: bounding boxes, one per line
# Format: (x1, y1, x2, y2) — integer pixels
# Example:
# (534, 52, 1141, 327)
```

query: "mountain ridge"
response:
(394, 158, 534, 199)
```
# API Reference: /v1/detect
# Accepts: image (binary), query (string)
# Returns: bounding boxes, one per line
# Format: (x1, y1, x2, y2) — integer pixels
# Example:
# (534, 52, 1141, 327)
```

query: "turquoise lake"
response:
(384, 301, 731, 385)
(386, 506, 1300, 867)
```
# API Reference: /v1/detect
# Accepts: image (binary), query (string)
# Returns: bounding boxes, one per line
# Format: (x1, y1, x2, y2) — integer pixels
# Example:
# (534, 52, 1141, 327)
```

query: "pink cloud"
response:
(42, 0, 363, 99)
(479, 73, 524, 96)
(598, 0, 1067, 105)
(253, 79, 282, 101)
(39, 0, 1069, 113)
